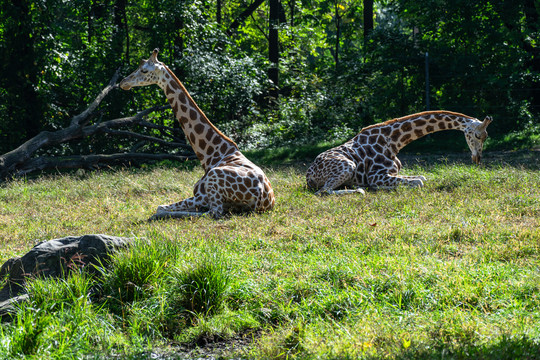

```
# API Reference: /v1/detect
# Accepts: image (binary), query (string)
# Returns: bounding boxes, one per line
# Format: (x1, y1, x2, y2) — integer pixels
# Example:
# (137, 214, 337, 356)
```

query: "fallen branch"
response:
(15, 153, 196, 176)
(0, 71, 194, 181)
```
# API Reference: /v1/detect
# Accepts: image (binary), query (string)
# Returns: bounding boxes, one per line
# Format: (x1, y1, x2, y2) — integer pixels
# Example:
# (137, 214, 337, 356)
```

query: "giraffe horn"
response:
(149, 48, 160, 63)
(479, 116, 493, 130)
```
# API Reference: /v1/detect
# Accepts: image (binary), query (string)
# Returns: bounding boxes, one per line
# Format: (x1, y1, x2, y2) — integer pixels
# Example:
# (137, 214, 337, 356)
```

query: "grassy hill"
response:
(0, 149, 539, 359)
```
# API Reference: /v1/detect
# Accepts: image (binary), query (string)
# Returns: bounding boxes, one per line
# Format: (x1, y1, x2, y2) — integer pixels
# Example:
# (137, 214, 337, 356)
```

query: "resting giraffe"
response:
(120, 49, 275, 218)
(306, 110, 493, 194)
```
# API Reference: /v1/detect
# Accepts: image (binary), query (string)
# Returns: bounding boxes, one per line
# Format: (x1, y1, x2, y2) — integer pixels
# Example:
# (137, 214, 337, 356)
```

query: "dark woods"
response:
(0, 0, 538, 157)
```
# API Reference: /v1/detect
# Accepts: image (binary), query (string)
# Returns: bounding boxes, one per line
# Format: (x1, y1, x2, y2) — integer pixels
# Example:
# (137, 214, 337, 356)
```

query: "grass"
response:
(0, 149, 539, 359)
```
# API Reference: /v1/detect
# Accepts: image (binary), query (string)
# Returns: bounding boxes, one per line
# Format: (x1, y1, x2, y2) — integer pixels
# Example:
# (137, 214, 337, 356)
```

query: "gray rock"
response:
(0, 234, 132, 304)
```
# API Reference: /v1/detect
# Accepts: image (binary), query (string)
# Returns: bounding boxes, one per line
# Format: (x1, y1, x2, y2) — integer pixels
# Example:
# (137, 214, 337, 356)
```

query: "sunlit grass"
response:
(0, 151, 539, 358)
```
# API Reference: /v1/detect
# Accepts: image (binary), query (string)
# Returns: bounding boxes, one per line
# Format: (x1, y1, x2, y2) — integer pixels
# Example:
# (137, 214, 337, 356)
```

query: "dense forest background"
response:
(0, 0, 539, 157)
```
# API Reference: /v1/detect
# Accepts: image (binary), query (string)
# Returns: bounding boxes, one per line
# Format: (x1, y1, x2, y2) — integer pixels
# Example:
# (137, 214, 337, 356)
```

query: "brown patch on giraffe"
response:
(212, 136, 221, 146)
(370, 128, 380, 135)
(207, 145, 214, 156)
(357, 147, 366, 158)
(390, 131, 400, 143)
(359, 135, 368, 145)
(426, 125, 434, 132)
(374, 154, 386, 164)
(220, 143, 229, 154)
(196, 152, 204, 161)
(180, 105, 188, 113)
(206, 131, 214, 141)
(169, 80, 180, 90)
(194, 123, 205, 134)
(179, 116, 189, 125)
(238, 183, 247, 193)
(429, 118, 437, 124)
(401, 122, 413, 132)
(400, 134, 412, 143)
(225, 174, 236, 184)
(365, 146, 376, 158)
(190, 109, 198, 120)
(380, 127, 392, 136)
(166, 85, 175, 95)
(439, 122, 447, 130)
(179, 92, 187, 104)
(198, 139, 207, 150)
(172, 102, 178, 115)
(415, 119, 426, 127)
(373, 144, 383, 154)
(189, 133, 196, 145)
(414, 129, 424, 138)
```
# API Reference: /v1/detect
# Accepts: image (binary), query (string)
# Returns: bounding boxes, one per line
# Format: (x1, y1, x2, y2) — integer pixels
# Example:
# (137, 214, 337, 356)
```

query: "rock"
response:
(0, 234, 132, 304)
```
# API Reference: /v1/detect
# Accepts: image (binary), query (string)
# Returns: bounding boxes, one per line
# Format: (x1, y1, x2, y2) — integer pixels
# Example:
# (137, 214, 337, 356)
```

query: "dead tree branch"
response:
(0, 71, 194, 181)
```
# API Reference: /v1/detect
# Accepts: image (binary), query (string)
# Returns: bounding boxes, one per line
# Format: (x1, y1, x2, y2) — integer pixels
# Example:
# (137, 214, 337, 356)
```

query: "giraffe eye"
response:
(474, 133, 481, 140)
(140, 69, 148, 74)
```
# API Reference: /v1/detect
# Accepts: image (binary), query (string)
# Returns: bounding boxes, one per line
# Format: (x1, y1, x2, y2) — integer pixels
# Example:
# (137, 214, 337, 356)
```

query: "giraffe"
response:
(306, 110, 493, 194)
(119, 49, 275, 218)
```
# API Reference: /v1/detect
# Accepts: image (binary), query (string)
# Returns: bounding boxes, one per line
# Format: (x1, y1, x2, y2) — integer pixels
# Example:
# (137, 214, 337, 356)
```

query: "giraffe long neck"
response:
(159, 66, 238, 170)
(364, 111, 475, 154)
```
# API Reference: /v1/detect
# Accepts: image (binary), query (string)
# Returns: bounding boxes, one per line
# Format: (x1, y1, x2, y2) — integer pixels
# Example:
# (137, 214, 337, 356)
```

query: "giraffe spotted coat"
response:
(120, 49, 274, 218)
(306, 111, 493, 194)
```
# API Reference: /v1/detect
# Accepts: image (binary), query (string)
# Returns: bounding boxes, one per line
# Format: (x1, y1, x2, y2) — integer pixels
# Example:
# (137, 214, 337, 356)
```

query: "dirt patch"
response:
(132, 331, 260, 359)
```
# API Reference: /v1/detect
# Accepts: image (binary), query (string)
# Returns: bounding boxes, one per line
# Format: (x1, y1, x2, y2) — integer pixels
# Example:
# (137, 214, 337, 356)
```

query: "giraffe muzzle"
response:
(119, 80, 132, 91)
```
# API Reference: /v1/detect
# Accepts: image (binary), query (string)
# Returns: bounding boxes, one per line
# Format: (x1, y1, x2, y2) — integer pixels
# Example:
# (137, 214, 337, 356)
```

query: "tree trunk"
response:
(268, 0, 281, 100)
(363, 0, 374, 38)
(334, 2, 341, 71)
(217, 0, 222, 24)
(0, 0, 43, 151)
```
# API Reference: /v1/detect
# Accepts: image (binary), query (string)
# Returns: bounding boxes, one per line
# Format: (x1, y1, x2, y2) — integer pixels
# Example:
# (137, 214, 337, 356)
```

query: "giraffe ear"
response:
(149, 48, 160, 63)
(479, 116, 493, 131)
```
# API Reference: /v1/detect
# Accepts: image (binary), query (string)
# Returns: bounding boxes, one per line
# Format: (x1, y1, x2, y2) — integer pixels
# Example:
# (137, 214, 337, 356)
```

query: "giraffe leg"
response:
(314, 160, 365, 196)
(368, 172, 424, 189)
(150, 197, 208, 220)
(150, 178, 211, 220)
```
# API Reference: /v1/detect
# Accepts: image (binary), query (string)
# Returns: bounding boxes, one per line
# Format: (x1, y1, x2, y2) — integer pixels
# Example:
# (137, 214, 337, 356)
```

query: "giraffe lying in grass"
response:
(306, 110, 493, 195)
(120, 49, 275, 219)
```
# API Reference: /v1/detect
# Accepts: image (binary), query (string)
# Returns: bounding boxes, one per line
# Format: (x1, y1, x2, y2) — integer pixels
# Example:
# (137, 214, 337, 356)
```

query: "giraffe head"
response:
(119, 48, 167, 90)
(464, 116, 493, 164)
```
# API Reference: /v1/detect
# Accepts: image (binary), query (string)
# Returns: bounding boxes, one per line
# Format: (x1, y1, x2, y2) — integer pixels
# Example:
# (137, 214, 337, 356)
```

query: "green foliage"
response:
(1, 0, 538, 155)
(98, 238, 175, 304)
(168, 254, 233, 317)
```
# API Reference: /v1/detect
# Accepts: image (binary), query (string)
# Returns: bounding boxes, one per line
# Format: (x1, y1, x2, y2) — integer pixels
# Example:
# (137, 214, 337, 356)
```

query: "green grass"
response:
(0, 150, 539, 359)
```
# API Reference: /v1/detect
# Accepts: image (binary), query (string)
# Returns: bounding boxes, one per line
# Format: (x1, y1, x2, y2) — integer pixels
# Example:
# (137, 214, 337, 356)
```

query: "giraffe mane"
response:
(360, 110, 476, 133)
(163, 65, 239, 149)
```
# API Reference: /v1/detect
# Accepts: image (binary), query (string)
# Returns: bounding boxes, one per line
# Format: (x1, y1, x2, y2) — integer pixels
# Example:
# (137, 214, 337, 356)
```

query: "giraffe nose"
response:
(119, 80, 132, 90)
(472, 154, 481, 164)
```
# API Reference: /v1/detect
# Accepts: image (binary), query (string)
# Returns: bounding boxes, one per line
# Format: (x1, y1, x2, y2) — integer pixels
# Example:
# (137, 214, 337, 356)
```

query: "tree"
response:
(0, 0, 44, 151)
(268, 0, 281, 99)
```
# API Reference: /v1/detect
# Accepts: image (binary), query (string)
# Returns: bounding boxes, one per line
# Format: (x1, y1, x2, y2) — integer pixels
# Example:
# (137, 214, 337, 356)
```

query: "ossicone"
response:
(479, 115, 493, 131)
(149, 48, 160, 63)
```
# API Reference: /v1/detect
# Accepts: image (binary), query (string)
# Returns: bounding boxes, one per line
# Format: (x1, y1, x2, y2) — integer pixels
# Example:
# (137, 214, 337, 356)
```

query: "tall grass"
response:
(0, 151, 539, 358)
